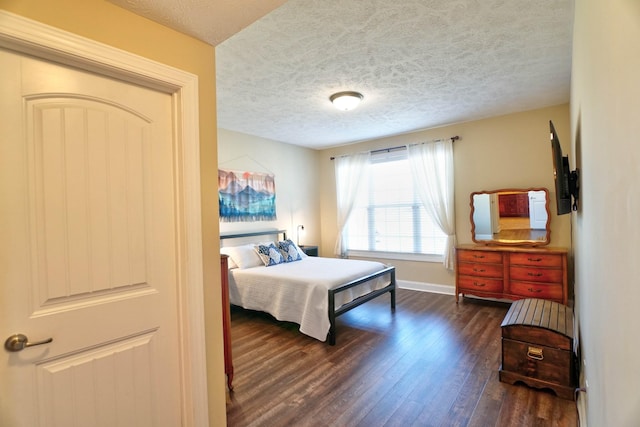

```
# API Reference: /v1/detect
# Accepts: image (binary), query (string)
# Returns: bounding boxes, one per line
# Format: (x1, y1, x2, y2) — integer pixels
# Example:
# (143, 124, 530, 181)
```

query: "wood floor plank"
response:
(226, 290, 578, 427)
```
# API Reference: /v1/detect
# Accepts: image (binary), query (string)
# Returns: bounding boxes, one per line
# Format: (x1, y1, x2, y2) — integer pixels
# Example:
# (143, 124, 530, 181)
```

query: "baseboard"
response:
(577, 393, 587, 427)
(397, 280, 455, 295)
(576, 357, 587, 426)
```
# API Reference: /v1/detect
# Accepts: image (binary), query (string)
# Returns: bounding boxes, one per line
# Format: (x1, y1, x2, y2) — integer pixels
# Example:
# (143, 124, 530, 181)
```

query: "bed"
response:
(220, 230, 396, 345)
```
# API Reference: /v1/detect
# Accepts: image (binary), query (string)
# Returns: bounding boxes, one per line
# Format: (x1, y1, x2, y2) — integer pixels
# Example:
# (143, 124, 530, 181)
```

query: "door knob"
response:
(4, 333, 53, 352)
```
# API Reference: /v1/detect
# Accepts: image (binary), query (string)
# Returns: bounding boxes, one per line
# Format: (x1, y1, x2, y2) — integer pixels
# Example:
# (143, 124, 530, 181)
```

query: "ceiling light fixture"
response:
(330, 91, 363, 111)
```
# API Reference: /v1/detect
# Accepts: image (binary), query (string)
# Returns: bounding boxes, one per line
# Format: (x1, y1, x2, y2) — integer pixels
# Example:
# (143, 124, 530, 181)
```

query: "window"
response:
(344, 149, 447, 257)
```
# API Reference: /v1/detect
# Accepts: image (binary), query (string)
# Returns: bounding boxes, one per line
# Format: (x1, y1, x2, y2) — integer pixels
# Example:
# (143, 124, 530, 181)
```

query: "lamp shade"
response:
(330, 91, 363, 111)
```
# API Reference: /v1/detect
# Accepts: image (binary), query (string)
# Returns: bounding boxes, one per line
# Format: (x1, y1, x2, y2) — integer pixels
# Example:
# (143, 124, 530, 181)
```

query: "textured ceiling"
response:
(108, 0, 288, 45)
(113, 0, 574, 149)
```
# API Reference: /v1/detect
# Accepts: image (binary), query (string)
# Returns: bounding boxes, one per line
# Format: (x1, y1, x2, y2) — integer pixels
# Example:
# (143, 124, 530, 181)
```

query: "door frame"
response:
(0, 10, 209, 426)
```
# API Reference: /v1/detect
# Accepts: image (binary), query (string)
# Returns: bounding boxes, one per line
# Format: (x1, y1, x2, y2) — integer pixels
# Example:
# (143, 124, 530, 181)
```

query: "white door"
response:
(1, 49, 183, 427)
(472, 193, 492, 240)
(529, 190, 549, 230)
(490, 193, 501, 233)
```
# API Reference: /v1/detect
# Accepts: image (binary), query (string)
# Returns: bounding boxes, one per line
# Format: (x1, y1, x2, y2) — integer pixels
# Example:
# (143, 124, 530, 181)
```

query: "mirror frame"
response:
(469, 187, 551, 246)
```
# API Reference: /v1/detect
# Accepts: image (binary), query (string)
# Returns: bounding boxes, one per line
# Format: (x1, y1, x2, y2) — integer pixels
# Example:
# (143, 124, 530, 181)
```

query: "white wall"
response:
(571, 0, 640, 425)
(217, 128, 321, 246)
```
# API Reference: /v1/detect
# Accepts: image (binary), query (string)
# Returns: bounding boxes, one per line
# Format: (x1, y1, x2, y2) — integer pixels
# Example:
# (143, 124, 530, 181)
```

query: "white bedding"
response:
(228, 257, 392, 341)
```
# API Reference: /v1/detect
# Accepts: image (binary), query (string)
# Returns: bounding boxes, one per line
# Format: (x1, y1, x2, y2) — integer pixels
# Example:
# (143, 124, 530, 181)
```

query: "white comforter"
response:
(228, 257, 392, 341)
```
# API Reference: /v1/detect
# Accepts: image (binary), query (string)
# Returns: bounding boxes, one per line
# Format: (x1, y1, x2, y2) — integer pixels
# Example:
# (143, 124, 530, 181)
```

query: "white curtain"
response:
(334, 152, 370, 257)
(408, 140, 456, 270)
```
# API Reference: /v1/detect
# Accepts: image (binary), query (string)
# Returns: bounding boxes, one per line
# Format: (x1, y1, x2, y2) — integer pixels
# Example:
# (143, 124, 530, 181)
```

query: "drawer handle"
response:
(527, 257, 543, 262)
(473, 254, 485, 259)
(527, 346, 544, 361)
(473, 281, 486, 287)
(528, 287, 542, 293)
(527, 272, 544, 277)
(473, 268, 486, 273)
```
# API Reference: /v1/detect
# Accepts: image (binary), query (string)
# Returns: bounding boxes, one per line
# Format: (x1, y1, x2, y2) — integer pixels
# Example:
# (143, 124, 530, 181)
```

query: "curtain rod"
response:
(330, 135, 459, 160)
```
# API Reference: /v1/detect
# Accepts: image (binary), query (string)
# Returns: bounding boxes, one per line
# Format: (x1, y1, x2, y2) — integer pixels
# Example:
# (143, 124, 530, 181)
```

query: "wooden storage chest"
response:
(499, 298, 576, 400)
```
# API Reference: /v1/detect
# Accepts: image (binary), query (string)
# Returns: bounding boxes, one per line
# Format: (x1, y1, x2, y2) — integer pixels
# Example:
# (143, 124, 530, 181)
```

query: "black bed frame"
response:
(220, 229, 396, 345)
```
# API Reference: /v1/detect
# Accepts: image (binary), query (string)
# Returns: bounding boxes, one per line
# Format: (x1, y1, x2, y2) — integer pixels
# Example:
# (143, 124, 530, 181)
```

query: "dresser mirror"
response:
(470, 188, 550, 246)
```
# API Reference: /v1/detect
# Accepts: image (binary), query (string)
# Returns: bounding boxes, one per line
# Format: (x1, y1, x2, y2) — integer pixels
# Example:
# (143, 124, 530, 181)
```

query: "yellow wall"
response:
(571, 0, 640, 424)
(319, 104, 571, 288)
(217, 104, 571, 291)
(0, 0, 225, 423)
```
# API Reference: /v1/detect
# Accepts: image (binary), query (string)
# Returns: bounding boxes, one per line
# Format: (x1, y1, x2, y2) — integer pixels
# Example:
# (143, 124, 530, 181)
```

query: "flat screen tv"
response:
(549, 120, 578, 214)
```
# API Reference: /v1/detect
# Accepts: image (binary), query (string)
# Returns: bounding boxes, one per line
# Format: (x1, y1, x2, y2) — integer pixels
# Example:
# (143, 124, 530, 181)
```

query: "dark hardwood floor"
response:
(226, 289, 578, 427)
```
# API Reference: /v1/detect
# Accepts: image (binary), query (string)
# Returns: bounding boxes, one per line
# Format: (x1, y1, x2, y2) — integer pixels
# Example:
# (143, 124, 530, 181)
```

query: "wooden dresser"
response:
(455, 244, 569, 305)
(221, 255, 234, 390)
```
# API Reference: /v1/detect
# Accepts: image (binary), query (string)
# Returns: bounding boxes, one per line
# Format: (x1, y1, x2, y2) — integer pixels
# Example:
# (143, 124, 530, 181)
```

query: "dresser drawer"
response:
(510, 266, 563, 283)
(458, 249, 503, 264)
(510, 253, 563, 268)
(510, 281, 564, 301)
(457, 275, 503, 293)
(458, 262, 503, 278)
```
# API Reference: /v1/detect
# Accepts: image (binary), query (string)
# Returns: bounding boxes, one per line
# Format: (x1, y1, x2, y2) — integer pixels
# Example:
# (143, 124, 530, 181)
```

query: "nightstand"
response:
(299, 245, 318, 256)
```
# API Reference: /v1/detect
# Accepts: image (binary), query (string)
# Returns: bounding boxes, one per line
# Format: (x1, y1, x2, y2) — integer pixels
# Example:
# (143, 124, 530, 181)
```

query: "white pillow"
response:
(220, 244, 263, 269)
(290, 240, 309, 259)
(219, 248, 239, 269)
